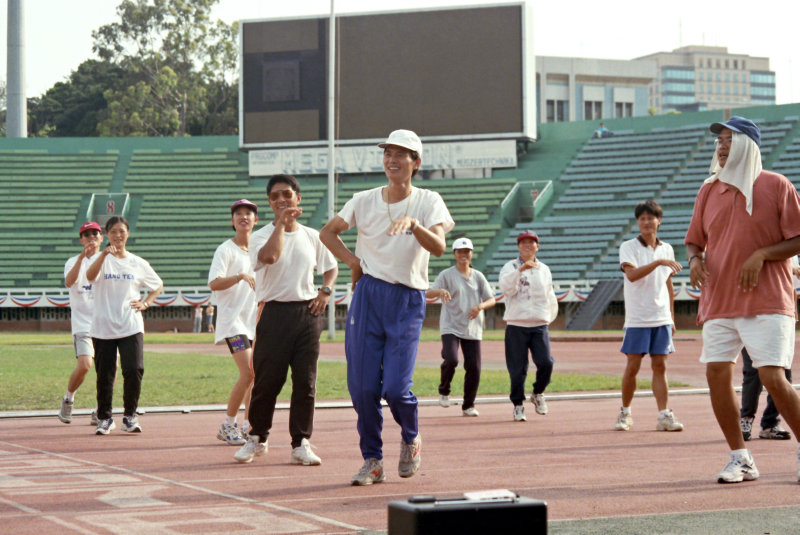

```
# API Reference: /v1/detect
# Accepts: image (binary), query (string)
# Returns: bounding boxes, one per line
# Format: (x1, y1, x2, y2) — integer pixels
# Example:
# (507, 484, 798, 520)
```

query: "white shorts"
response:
(700, 314, 795, 368)
(73, 332, 94, 358)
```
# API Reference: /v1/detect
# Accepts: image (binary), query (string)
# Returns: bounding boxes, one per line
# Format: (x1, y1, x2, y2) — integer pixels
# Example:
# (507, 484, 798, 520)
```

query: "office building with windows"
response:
(638, 45, 775, 113)
(536, 56, 656, 124)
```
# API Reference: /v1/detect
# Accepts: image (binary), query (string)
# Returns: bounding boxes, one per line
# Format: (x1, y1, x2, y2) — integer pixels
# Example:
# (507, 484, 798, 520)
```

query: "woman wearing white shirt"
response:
(208, 199, 258, 446)
(87, 216, 163, 435)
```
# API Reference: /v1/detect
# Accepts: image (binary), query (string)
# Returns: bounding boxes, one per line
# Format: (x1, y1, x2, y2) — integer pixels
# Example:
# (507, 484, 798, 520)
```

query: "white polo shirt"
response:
(619, 237, 675, 328)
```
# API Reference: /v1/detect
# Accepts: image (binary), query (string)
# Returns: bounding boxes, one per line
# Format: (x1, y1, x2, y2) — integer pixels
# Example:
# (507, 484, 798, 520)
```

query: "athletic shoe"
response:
(614, 408, 632, 431)
(217, 422, 246, 445)
(759, 426, 791, 440)
(290, 438, 322, 466)
(122, 415, 142, 433)
(532, 393, 548, 415)
(58, 398, 73, 424)
(740, 416, 754, 441)
(241, 423, 250, 440)
(234, 436, 267, 463)
(95, 418, 116, 435)
(398, 435, 421, 478)
(656, 409, 684, 432)
(717, 452, 759, 483)
(513, 405, 526, 422)
(350, 458, 385, 486)
(90, 409, 98, 426)
(462, 407, 479, 417)
(439, 395, 450, 408)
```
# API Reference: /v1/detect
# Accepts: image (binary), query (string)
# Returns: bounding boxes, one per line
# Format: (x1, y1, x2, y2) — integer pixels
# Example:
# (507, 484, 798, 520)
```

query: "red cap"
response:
(516, 230, 539, 243)
(231, 198, 258, 214)
(79, 221, 102, 235)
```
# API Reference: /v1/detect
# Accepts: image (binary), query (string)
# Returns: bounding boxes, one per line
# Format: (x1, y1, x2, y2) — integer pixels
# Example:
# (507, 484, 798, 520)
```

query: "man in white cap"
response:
(426, 237, 496, 417)
(59, 221, 104, 424)
(685, 116, 800, 484)
(320, 129, 454, 485)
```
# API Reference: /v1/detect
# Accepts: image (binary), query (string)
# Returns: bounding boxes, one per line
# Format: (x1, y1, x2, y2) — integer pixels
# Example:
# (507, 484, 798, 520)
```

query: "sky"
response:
(1, 0, 799, 104)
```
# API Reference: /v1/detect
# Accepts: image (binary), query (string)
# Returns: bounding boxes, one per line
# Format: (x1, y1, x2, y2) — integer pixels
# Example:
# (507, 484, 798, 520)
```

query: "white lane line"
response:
(0, 441, 365, 532)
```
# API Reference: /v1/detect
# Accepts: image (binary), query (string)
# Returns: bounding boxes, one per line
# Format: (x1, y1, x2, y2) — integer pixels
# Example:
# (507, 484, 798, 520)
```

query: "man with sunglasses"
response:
(58, 221, 103, 424)
(234, 174, 337, 467)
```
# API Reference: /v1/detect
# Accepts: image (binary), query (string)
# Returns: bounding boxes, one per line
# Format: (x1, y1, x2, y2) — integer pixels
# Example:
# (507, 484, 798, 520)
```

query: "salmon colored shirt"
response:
(685, 170, 800, 324)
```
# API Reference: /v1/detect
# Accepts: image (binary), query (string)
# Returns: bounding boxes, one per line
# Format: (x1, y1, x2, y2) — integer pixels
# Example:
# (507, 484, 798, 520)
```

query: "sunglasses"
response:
(81, 230, 101, 237)
(268, 189, 295, 202)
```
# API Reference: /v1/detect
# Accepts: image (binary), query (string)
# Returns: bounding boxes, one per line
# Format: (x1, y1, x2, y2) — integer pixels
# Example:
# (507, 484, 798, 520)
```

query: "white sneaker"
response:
(90, 409, 98, 426)
(513, 405, 526, 422)
(532, 393, 548, 415)
(614, 408, 632, 431)
(234, 435, 267, 463)
(717, 451, 759, 483)
(462, 407, 479, 417)
(398, 435, 421, 478)
(656, 409, 684, 432)
(351, 458, 385, 486)
(58, 397, 73, 424)
(291, 438, 322, 466)
(217, 422, 246, 445)
(439, 395, 450, 408)
(122, 415, 142, 433)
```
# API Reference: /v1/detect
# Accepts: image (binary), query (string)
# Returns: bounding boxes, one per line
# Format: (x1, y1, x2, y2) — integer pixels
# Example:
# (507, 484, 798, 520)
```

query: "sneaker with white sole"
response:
(122, 415, 142, 433)
(740, 416, 754, 441)
(234, 435, 267, 463)
(439, 394, 450, 408)
(58, 398, 73, 424)
(398, 435, 421, 478)
(351, 458, 385, 486)
(513, 405, 526, 421)
(717, 452, 759, 483)
(462, 407, 479, 417)
(90, 410, 98, 426)
(759, 425, 791, 440)
(95, 418, 115, 435)
(291, 438, 322, 466)
(614, 408, 632, 431)
(656, 409, 684, 432)
(217, 422, 246, 445)
(532, 393, 548, 415)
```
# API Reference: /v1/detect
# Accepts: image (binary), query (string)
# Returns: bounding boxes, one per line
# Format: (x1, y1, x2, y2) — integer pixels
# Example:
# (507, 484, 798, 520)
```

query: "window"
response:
(725, 86, 730, 94)
(734, 60, 738, 69)
(584, 101, 602, 120)
(751, 72, 776, 84)
(707, 58, 712, 68)
(725, 73, 730, 82)
(663, 69, 694, 80)
(733, 73, 739, 82)
(716, 59, 720, 68)
(734, 86, 739, 95)
(556, 100, 568, 122)
(725, 59, 729, 68)
(663, 82, 695, 93)
(615, 102, 633, 118)
(546, 100, 555, 123)
(716, 73, 721, 81)
(663, 95, 695, 105)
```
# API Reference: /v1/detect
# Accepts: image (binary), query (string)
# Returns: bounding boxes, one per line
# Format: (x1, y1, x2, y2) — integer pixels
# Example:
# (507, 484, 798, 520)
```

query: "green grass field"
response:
(0, 332, 683, 411)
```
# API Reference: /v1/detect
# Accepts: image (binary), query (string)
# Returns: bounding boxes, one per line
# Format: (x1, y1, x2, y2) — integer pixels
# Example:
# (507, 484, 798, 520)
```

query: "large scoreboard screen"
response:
(239, 3, 534, 148)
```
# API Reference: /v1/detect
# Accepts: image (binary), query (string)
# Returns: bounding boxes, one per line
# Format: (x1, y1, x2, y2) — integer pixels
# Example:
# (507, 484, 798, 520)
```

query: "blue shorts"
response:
(620, 325, 673, 356)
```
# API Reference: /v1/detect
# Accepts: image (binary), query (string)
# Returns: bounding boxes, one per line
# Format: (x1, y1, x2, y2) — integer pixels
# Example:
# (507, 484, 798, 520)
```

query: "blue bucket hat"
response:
(709, 116, 760, 147)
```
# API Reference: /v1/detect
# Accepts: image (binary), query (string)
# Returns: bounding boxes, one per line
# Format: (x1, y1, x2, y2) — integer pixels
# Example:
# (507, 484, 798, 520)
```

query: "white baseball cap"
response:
(452, 237, 473, 250)
(378, 129, 422, 156)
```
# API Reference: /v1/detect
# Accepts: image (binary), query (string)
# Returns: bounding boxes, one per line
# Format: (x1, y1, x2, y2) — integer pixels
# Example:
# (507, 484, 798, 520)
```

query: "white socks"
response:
(65, 391, 75, 403)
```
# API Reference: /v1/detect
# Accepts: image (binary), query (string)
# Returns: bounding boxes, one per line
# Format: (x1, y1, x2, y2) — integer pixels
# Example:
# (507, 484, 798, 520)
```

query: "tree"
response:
(92, 0, 239, 136)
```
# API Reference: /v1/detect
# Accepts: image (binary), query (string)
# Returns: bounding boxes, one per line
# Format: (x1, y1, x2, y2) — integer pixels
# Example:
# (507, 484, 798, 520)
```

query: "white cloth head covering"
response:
(704, 131, 762, 215)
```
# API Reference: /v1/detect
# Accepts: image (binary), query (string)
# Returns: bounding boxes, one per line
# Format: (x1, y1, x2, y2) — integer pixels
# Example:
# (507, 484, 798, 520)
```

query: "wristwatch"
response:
(320, 286, 332, 296)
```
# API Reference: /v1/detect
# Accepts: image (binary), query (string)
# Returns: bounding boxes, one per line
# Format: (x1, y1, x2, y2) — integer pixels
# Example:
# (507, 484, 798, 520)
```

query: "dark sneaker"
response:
(740, 416, 754, 441)
(759, 426, 791, 440)
(122, 415, 142, 433)
(95, 418, 116, 435)
(58, 398, 73, 424)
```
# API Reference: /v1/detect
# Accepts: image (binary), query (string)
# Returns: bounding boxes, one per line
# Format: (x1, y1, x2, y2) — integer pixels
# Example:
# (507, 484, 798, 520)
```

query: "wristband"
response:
(410, 219, 419, 231)
(688, 254, 703, 265)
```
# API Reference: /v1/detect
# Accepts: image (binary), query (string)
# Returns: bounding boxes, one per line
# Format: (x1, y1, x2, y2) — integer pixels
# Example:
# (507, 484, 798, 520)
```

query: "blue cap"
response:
(710, 116, 760, 147)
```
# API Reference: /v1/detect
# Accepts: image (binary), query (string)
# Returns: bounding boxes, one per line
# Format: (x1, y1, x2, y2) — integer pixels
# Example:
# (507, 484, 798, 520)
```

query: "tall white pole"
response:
(6, 0, 27, 138)
(326, 0, 336, 339)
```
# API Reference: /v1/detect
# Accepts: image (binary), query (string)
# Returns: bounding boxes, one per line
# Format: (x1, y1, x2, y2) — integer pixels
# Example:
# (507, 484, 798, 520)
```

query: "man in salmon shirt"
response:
(685, 116, 800, 484)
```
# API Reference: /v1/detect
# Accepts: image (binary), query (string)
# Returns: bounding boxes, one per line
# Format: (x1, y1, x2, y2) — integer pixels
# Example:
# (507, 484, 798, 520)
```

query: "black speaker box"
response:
(388, 494, 547, 534)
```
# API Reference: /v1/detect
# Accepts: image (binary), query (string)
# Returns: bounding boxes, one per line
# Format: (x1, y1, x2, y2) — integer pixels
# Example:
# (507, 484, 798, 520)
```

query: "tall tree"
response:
(92, 0, 238, 136)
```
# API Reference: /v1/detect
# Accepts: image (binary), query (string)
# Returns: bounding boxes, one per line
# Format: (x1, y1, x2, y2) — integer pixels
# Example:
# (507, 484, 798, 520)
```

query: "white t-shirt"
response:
(64, 252, 100, 335)
(498, 258, 558, 327)
(619, 237, 675, 328)
(89, 253, 163, 340)
(250, 223, 337, 303)
(208, 239, 257, 343)
(338, 186, 454, 290)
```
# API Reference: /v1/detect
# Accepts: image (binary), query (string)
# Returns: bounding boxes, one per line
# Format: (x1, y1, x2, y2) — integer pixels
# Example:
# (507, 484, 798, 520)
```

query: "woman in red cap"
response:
(208, 199, 259, 445)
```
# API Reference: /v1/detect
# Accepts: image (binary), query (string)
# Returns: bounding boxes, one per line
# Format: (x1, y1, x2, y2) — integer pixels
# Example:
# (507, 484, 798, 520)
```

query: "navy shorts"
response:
(620, 325, 673, 356)
(225, 335, 252, 354)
